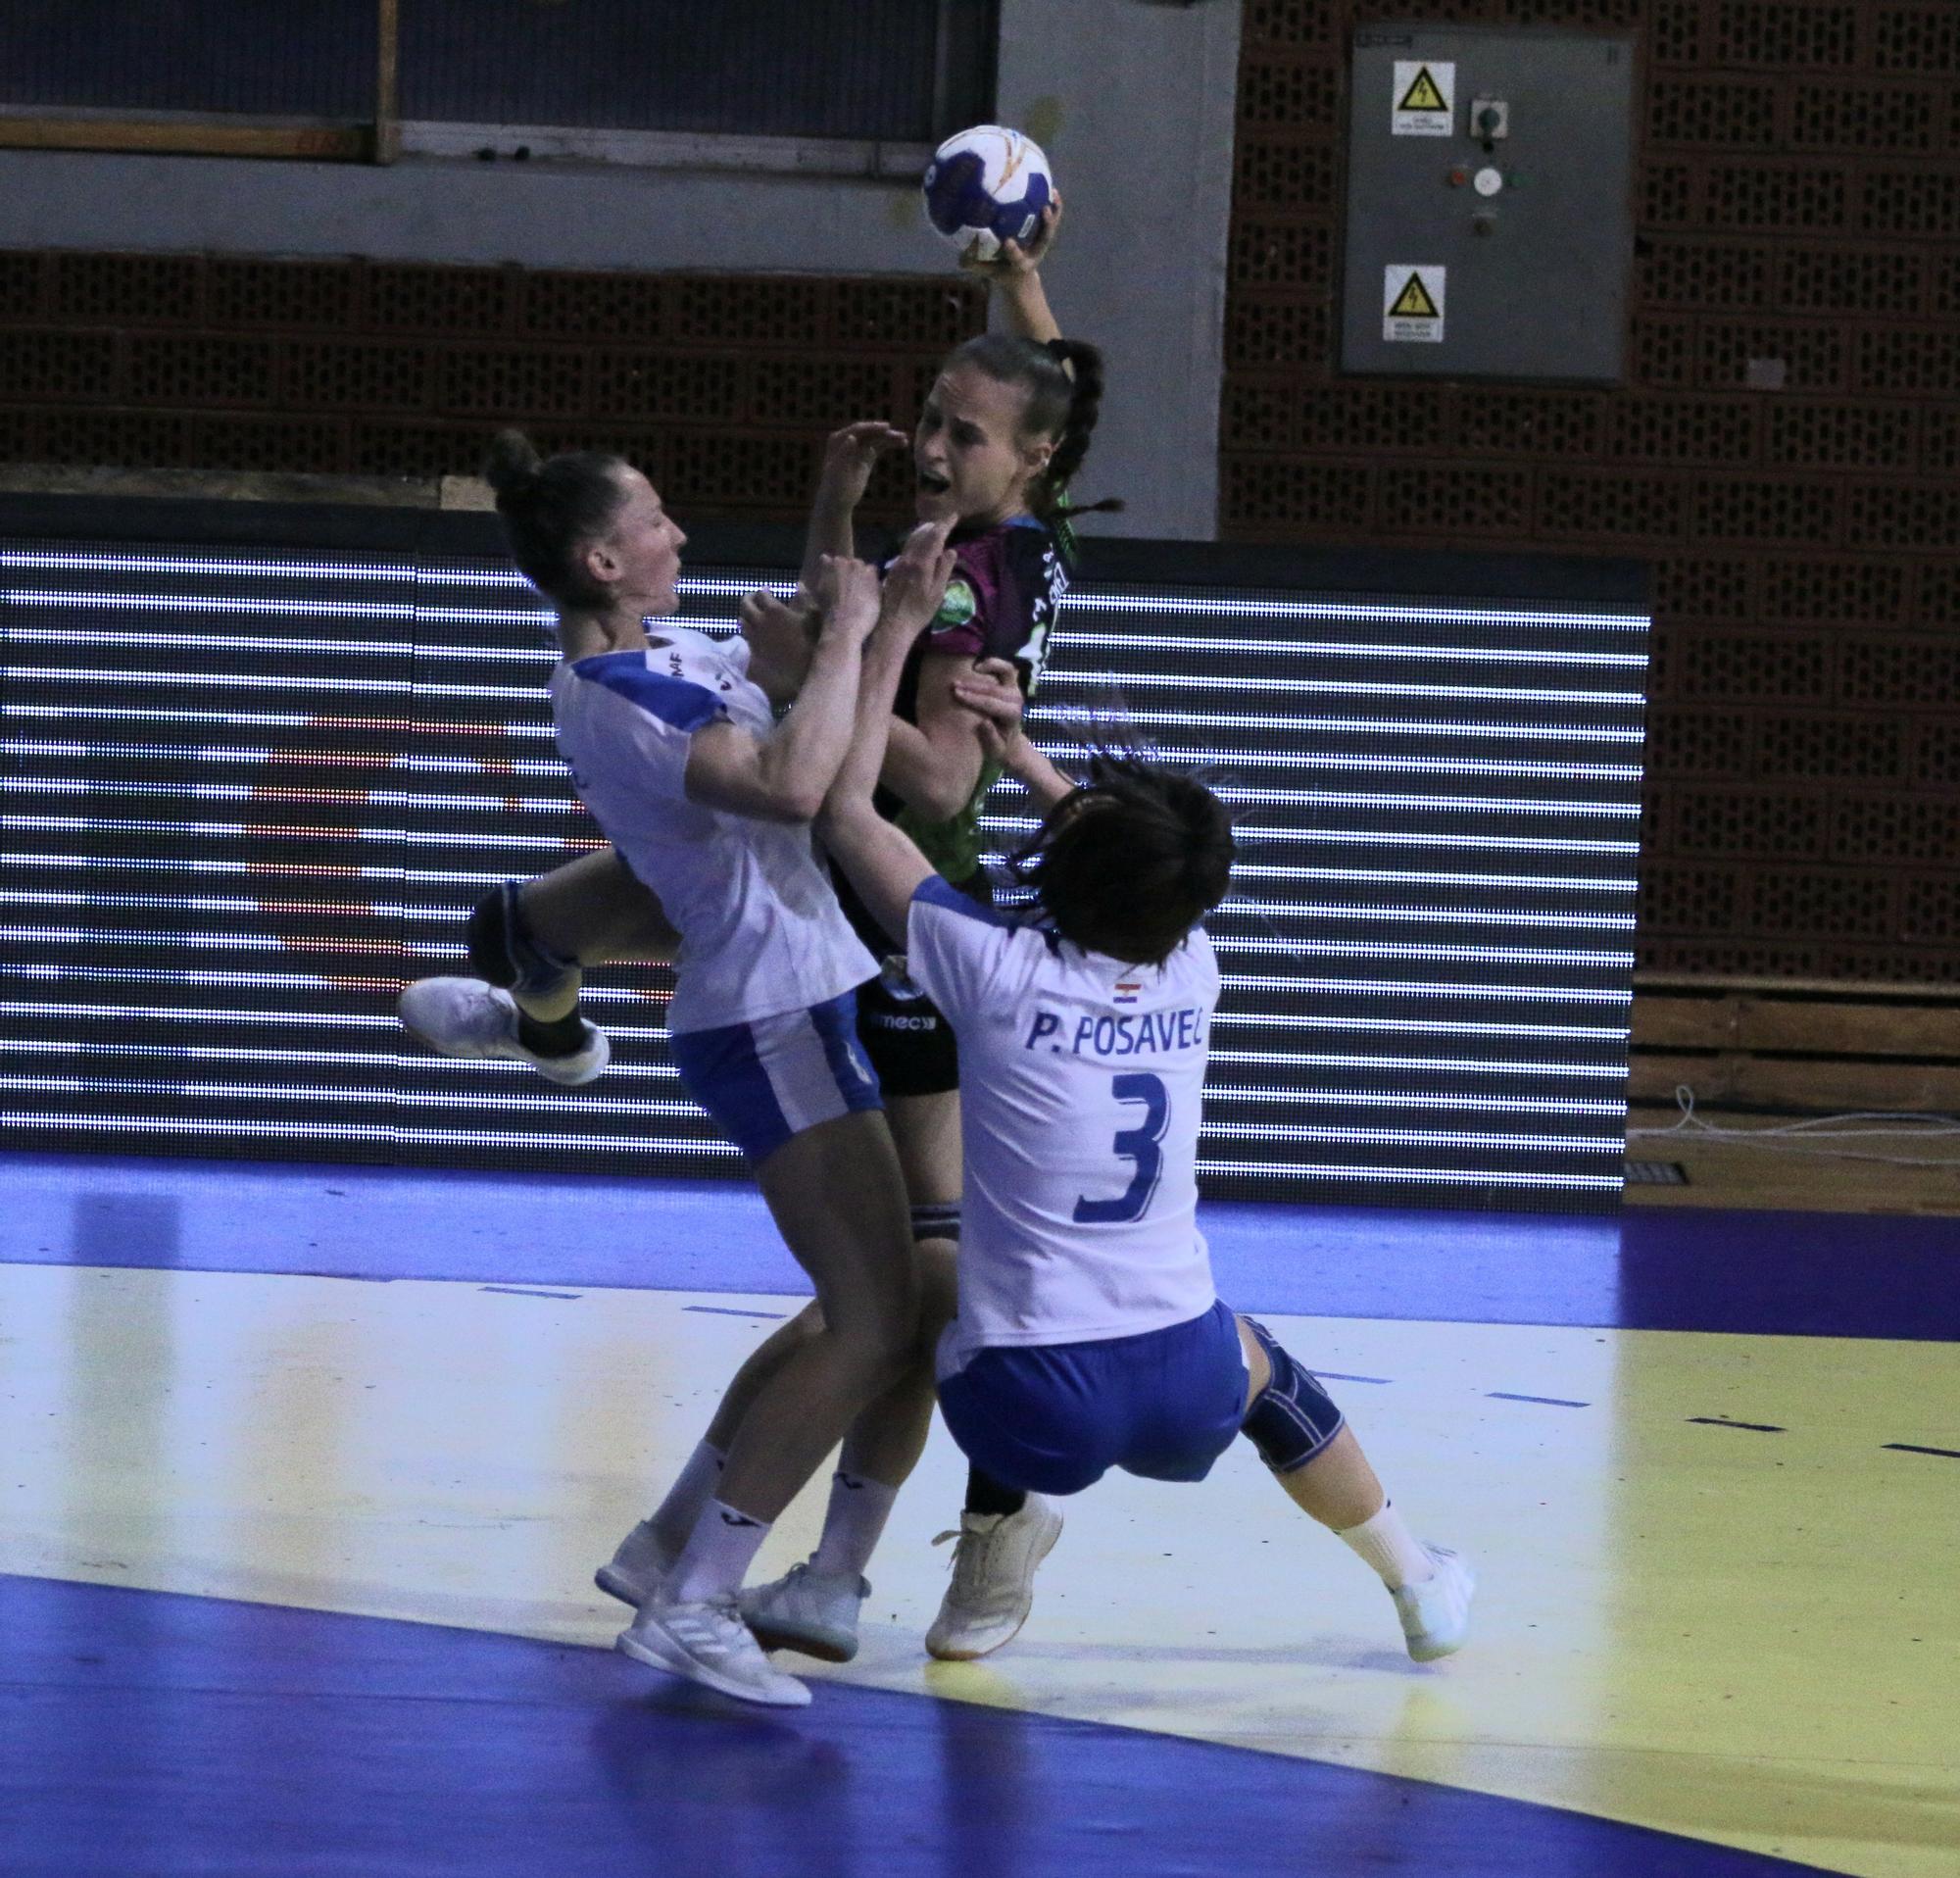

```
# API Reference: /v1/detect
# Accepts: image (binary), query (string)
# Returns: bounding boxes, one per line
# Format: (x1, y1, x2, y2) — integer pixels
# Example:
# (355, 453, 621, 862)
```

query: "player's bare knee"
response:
(815, 1271, 919, 1368)
(827, 1316, 917, 1396)
(786, 1298, 825, 1343)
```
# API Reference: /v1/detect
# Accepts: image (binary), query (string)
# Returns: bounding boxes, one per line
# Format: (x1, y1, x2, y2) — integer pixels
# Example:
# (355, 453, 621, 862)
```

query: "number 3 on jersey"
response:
(1073, 1071, 1170, 1224)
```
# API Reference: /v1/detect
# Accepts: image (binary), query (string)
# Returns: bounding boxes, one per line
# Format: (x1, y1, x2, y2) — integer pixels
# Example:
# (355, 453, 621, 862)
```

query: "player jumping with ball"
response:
(401, 197, 1123, 1663)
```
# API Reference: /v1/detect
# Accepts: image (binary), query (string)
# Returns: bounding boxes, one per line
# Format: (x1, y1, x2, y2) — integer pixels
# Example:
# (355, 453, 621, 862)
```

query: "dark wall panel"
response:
(1224, 0, 1960, 987)
(0, 253, 986, 529)
(0, 1, 997, 141)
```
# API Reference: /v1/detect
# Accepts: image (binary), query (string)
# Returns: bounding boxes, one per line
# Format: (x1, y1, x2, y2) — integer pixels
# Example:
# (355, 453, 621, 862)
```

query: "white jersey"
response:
(549, 626, 876, 1034)
(905, 874, 1219, 1361)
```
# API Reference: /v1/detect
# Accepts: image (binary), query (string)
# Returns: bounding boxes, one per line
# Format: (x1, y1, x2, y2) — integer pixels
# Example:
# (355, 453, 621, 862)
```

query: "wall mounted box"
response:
(1343, 25, 1636, 382)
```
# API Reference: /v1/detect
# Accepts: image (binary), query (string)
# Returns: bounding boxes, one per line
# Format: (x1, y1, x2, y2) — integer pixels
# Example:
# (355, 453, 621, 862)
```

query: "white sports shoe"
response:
(595, 1519, 675, 1609)
(1393, 1544, 1476, 1662)
(397, 976, 609, 1086)
(615, 1596, 811, 1707)
(924, 1496, 1062, 1662)
(739, 1561, 868, 1663)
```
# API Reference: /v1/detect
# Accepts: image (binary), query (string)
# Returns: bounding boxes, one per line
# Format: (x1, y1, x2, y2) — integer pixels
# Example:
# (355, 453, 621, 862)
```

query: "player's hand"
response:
(960, 193, 1063, 279)
(739, 588, 816, 644)
(816, 420, 910, 509)
(875, 519, 957, 643)
(736, 588, 819, 704)
(950, 657, 1026, 761)
(809, 555, 883, 648)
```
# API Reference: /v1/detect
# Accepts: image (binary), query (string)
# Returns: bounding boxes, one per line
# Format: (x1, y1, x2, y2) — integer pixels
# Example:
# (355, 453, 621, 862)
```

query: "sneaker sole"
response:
(744, 1619, 858, 1665)
(595, 1563, 654, 1608)
(926, 1622, 1028, 1664)
(924, 1510, 1062, 1663)
(398, 1013, 488, 1063)
(399, 1004, 607, 1087)
(529, 1053, 608, 1087)
(615, 1626, 811, 1707)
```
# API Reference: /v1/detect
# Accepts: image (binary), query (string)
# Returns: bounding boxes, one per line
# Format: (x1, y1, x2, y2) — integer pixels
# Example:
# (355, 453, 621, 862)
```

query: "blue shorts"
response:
(668, 988, 883, 1165)
(936, 1300, 1249, 1498)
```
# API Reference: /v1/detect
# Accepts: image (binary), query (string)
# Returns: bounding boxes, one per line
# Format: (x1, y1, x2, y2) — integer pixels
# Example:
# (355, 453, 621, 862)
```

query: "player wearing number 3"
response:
(810, 643, 1479, 1666)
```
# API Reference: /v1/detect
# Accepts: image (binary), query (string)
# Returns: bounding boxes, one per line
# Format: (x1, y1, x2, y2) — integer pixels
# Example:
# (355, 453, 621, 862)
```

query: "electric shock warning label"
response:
(1383, 266, 1446, 342)
(1393, 61, 1454, 135)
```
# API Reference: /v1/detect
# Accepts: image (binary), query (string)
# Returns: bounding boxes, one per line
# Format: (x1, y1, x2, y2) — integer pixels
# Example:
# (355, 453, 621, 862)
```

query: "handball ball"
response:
(921, 124, 1054, 263)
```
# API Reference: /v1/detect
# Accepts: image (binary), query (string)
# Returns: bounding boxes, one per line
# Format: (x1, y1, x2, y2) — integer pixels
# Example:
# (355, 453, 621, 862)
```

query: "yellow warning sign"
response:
(1398, 67, 1447, 115)
(1382, 264, 1446, 341)
(1389, 272, 1441, 320)
(1392, 58, 1454, 136)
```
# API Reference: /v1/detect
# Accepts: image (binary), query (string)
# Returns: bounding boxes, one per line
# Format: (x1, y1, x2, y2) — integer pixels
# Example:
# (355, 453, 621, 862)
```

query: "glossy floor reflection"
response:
(1, 1157, 1955, 1878)
(5, 1573, 1835, 1878)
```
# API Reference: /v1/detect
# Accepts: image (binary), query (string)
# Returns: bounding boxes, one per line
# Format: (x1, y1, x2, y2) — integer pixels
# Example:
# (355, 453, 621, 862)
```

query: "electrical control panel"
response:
(1342, 25, 1636, 382)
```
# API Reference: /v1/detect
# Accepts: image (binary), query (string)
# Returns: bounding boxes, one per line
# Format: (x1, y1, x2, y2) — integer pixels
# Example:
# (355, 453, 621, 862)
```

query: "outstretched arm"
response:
(817, 522, 957, 943)
(963, 196, 1064, 346)
(682, 557, 882, 823)
(951, 658, 1079, 814)
(800, 420, 910, 595)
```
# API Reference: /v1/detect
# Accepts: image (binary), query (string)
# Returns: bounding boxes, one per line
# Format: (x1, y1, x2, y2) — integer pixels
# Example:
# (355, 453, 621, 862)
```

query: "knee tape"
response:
(466, 881, 579, 1000)
(1240, 1315, 1345, 1475)
(909, 1201, 961, 1245)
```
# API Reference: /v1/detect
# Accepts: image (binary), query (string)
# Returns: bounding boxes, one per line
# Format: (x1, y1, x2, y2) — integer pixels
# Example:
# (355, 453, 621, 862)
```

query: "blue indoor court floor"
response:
(3, 1152, 1956, 1878)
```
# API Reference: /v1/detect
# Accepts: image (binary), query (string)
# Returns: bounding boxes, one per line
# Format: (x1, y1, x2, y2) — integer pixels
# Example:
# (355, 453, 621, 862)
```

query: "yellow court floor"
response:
(3, 1260, 1953, 1876)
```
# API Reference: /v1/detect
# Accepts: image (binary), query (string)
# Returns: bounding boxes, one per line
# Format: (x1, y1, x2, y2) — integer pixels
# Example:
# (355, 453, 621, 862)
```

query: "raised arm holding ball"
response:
(737, 155, 1135, 1668)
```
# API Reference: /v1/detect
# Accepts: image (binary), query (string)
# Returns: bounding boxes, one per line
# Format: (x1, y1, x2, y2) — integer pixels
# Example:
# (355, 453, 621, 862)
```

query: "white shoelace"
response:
(933, 1520, 1004, 1608)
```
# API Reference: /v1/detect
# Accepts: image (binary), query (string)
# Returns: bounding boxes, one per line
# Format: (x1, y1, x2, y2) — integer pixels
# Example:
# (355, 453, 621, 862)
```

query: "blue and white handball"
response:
(921, 124, 1054, 263)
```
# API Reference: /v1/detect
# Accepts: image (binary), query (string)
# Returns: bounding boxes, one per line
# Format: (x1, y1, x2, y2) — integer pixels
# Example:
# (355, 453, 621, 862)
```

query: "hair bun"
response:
(483, 428, 544, 498)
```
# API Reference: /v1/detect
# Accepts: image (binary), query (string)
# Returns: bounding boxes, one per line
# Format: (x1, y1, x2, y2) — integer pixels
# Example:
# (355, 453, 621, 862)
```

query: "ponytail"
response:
(1031, 338, 1124, 554)
(482, 426, 630, 609)
(483, 427, 544, 501)
(1033, 339, 1119, 517)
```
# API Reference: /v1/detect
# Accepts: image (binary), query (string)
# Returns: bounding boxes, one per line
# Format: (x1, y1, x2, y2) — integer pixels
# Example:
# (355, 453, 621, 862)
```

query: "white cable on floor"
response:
(1627, 1086, 1960, 1168)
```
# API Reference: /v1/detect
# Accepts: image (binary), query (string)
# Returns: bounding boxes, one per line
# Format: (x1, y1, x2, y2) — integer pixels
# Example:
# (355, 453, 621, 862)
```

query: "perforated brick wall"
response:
(0, 254, 985, 529)
(1226, 0, 1960, 984)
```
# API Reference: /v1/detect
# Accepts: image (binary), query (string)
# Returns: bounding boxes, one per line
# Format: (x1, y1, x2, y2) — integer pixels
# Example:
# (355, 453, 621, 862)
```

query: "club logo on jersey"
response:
(931, 577, 978, 634)
(1113, 981, 1142, 1006)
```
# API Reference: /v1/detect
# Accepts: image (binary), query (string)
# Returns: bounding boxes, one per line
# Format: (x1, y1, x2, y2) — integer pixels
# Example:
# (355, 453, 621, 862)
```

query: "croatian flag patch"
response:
(1113, 980, 1142, 1006)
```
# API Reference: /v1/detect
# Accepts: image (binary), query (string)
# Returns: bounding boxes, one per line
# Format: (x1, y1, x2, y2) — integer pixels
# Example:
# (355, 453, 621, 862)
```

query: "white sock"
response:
(664, 1498, 771, 1605)
(1337, 1501, 1434, 1592)
(649, 1440, 724, 1557)
(809, 1470, 900, 1581)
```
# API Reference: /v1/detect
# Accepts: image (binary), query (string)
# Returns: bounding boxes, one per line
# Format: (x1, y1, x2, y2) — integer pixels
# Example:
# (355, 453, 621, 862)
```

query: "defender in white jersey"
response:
(548, 620, 872, 1040)
(799, 626, 1478, 1668)
(909, 879, 1220, 1371)
(401, 430, 967, 1708)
